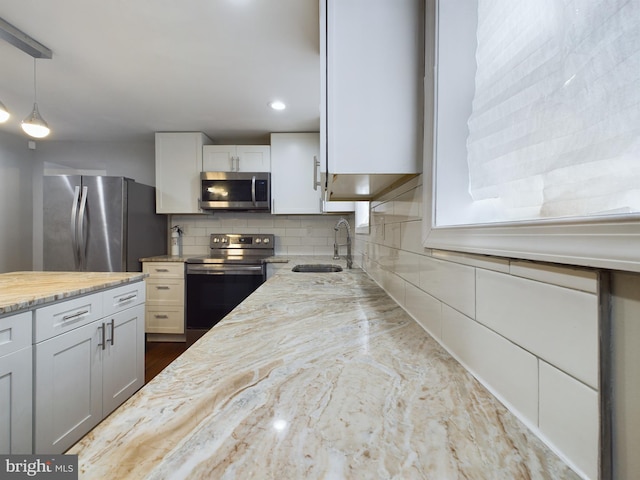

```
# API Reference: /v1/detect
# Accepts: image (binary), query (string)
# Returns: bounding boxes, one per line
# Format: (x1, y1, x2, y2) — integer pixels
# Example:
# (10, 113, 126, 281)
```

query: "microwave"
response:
(200, 171, 270, 211)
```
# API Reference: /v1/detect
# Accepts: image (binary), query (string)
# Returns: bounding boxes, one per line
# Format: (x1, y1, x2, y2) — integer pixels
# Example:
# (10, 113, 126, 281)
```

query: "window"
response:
(422, 0, 640, 272)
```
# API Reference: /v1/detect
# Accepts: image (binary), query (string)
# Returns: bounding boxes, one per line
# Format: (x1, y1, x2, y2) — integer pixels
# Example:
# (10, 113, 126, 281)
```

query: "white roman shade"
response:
(466, 0, 640, 222)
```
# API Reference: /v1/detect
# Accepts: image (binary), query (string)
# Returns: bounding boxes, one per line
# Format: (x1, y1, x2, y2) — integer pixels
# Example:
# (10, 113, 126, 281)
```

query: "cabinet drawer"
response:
(103, 282, 145, 317)
(0, 311, 32, 358)
(143, 262, 184, 278)
(145, 305, 184, 334)
(146, 278, 184, 304)
(34, 293, 103, 343)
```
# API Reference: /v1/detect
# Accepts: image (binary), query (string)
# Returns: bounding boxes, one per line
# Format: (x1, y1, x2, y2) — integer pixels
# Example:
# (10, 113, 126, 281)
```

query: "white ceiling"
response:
(0, 0, 320, 143)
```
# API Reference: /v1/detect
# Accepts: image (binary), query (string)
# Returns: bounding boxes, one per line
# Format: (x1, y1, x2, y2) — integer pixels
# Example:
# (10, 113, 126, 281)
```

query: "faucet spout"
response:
(333, 217, 353, 269)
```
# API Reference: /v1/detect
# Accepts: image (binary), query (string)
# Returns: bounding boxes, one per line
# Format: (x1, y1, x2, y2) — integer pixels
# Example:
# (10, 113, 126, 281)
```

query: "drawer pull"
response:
(155, 268, 170, 272)
(117, 293, 137, 302)
(154, 314, 169, 319)
(156, 286, 170, 290)
(62, 309, 89, 321)
(98, 323, 106, 350)
(108, 319, 115, 346)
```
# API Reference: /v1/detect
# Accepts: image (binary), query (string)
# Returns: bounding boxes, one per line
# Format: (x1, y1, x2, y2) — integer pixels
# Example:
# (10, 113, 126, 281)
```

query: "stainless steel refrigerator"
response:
(43, 175, 167, 272)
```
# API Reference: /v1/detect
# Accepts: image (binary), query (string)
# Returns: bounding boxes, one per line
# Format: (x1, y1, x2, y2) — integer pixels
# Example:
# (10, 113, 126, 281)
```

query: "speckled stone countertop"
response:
(68, 257, 579, 479)
(139, 255, 190, 262)
(139, 255, 297, 264)
(0, 271, 147, 315)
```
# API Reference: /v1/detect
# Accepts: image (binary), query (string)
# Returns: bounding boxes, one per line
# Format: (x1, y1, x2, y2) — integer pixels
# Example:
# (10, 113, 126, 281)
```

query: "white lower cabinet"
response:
(34, 320, 102, 454)
(102, 305, 145, 415)
(143, 262, 185, 335)
(33, 282, 145, 454)
(0, 311, 32, 454)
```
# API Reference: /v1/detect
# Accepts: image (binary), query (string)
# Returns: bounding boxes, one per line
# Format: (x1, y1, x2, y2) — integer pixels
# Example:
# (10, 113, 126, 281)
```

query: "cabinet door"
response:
(0, 311, 32, 454)
(270, 133, 322, 214)
(323, 0, 422, 175)
(0, 347, 32, 454)
(155, 132, 211, 214)
(236, 146, 270, 172)
(34, 321, 103, 454)
(202, 145, 236, 171)
(102, 305, 145, 416)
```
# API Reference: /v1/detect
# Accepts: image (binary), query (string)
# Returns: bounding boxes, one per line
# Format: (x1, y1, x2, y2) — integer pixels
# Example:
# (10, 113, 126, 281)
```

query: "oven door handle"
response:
(187, 264, 264, 275)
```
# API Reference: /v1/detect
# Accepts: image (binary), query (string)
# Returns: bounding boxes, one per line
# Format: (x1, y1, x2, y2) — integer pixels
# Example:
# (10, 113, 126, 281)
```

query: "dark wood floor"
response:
(144, 341, 189, 384)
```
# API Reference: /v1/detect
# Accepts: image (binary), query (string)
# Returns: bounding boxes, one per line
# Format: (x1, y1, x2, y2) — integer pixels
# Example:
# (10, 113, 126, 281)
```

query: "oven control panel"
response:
(209, 234, 274, 249)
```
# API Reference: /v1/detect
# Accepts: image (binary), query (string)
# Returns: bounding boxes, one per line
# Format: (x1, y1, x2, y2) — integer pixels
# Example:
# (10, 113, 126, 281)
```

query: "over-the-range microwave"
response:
(199, 171, 270, 211)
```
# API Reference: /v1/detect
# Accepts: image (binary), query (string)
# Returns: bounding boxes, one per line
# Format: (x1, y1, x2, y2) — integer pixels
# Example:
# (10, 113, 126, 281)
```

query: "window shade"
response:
(466, 0, 640, 222)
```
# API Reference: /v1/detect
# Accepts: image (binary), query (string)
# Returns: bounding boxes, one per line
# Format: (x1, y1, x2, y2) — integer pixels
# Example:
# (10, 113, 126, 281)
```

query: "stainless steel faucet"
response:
(333, 217, 353, 269)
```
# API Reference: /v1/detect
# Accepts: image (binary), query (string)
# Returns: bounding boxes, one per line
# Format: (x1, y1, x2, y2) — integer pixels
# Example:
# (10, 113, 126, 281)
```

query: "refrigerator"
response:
(43, 175, 167, 272)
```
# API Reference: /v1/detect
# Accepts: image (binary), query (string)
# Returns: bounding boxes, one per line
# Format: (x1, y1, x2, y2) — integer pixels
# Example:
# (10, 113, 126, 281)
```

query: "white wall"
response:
(0, 131, 39, 273)
(352, 174, 635, 480)
(36, 140, 156, 186)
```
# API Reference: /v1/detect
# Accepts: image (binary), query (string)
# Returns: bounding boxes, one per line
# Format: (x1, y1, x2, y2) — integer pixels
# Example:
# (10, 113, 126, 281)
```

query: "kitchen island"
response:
(0, 270, 147, 314)
(68, 259, 579, 479)
(0, 271, 147, 455)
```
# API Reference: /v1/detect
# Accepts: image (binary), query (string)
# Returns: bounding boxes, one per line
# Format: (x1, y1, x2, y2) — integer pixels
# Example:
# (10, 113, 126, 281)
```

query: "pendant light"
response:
(0, 100, 9, 123)
(21, 58, 50, 138)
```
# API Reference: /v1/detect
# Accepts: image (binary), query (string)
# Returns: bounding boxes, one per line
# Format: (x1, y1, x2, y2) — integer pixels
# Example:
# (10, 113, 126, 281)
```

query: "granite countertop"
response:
(139, 255, 296, 264)
(68, 258, 579, 479)
(139, 255, 190, 262)
(0, 271, 147, 315)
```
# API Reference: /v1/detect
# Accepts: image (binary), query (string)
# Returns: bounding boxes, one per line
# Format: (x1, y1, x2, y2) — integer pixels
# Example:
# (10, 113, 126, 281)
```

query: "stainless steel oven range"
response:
(185, 233, 274, 341)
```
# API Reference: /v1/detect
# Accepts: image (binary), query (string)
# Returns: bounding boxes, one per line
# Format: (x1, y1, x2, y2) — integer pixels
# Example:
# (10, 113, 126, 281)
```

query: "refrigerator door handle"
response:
(70, 186, 81, 269)
(77, 186, 89, 270)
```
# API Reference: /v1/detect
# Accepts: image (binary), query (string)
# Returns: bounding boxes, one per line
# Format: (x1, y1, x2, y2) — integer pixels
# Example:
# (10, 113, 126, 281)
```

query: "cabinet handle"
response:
(155, 268, 170, 272)
(313, 156, 321, 191)
(62, 309, 89, 321)
(154, 314, 169, 319)
(98, 323, 106, 350)
(117, 293, 137, 303)
(156, 285, 170, 290)
(108, 319, 115, 346)
(251, 175, 257, 206)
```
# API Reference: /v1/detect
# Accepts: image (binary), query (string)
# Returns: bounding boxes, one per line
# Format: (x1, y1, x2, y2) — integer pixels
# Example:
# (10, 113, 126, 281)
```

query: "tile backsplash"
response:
(169, 212, 354, 257)
(353, 175, 600, 480)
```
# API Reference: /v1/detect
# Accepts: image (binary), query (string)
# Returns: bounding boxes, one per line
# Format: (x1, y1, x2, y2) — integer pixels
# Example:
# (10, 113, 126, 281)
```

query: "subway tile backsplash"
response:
(170, 212, 354, 257)
(355, 175, 600, 480)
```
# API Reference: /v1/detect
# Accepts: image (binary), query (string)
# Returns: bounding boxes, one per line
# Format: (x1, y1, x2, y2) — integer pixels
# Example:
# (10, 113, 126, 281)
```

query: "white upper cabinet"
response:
(203, 145, 271, 172)
(155, 132, 213, 214)
(271, 133, 323, 214)
(321, 0, 423, 200)
(270, 133, 353, 214)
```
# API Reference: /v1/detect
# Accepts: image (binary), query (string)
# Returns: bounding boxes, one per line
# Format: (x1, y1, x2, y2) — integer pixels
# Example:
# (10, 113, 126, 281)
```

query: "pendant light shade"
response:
(22, 103, 49, 138)
(21, 58, 50, 138)
(0, 100, 9, 123)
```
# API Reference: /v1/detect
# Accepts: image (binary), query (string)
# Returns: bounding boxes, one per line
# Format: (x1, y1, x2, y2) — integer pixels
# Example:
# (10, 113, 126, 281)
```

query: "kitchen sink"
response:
(291, 264, 343, 273)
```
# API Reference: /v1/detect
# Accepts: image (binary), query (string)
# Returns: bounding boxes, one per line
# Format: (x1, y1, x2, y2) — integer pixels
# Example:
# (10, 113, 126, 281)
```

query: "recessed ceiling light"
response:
(269, 101, 286, 111)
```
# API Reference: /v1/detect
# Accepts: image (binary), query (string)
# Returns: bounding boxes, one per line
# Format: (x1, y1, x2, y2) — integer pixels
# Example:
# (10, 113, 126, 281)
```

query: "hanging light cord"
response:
(32, 58, 38, 104)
